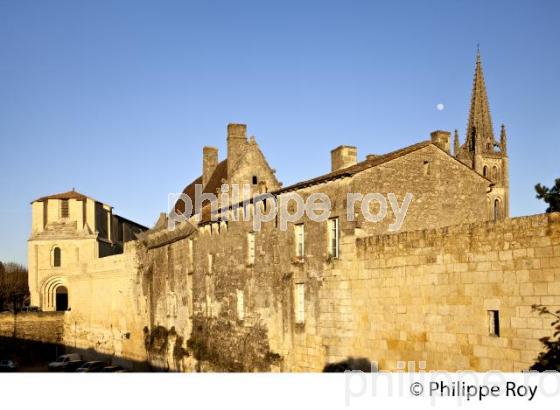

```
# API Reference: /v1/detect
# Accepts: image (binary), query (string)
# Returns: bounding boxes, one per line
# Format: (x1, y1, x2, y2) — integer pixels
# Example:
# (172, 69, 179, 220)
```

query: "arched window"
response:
(492, 166, 499, 182)
(483, 166, 488, 177)
(53, 247, 61, 267)
(493, 199, 500, 221)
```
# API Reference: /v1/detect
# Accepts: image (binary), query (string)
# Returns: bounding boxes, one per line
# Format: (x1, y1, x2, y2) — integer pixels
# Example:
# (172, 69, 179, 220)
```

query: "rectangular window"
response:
(237, 290, 245, 321)
(488, 310, 500, 337)
(60, 199, 69, 218)
(295, 283, 305, 324)
(187, 239, 194, 272)
(295, 224, 305, 257)
(247, 232, 255, 264)
(328, 218, 339, 258)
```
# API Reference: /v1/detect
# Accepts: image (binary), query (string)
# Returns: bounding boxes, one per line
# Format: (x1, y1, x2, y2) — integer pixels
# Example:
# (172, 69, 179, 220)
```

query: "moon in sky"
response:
(436, 103, 445, 111)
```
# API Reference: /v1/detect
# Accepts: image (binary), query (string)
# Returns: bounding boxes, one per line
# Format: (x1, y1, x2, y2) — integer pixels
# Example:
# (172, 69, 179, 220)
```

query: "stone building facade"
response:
(26, 52, 560, 371)
(28, 190, 147, 312)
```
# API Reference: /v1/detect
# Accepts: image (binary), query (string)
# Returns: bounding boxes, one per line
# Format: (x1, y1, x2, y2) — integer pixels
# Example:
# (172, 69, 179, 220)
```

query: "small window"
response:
(252, 175, 258, 185)
(236, 290, 245, 321)
(493, 199, 500, 221)
(295, 224, 305, 257)
(60, 199, 69, 218)
(53, 247, 61, 267)
(423, 160, 431, 176)
(492, 166, 499, 182)
(247, 232, 255, 265)
(488, 310, 500, 336)
(295, 283, 305, 324)
(187, 239, 194, 271)
(328, 218, 339, 258)
(483, 166, 488, 177)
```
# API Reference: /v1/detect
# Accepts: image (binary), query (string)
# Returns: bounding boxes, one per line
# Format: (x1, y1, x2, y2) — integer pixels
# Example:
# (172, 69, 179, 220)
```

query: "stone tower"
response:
(455, 49, 509, 220)
(27, 190, 147, 311)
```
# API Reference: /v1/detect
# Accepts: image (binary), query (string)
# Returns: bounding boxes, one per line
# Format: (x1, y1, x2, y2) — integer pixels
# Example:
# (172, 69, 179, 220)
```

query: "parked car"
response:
(63, 360, 86, 372)
(100, 365, 125, 372)
(75, 361, 107, 373)
(0, 359, 19, 372)
(48, 353, 82, 371)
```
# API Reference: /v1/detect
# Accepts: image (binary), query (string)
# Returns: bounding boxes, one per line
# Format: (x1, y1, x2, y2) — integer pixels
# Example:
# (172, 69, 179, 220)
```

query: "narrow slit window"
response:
(488, 310, 500, 337)
(295, 224, 305, 257)
(328, 218, 339, 258)
(53, 247, 61, 267)
(188, 239, 194, 271)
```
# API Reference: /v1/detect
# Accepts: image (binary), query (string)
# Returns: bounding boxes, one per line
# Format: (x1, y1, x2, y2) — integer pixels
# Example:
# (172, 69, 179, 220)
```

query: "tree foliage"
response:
(530, 304, 560, 371)
(0, 261, 29, 311)
(535, 178, 560, 213)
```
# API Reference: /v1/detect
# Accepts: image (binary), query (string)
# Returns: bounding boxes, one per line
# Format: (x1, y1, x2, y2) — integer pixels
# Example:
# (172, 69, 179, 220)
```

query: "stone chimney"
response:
(202, 146, 218, 186)
(430, 130, 451, 154)
(331, 145, 357, 172)
(227, 123, 247, 179)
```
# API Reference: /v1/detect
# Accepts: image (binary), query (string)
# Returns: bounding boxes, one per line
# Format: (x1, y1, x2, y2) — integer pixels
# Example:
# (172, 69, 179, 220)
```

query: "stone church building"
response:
(26, 52, 559, 371)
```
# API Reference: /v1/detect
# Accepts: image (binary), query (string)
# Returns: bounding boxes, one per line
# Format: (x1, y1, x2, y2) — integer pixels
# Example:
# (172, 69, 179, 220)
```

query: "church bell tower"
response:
(455, 48, 509, 220)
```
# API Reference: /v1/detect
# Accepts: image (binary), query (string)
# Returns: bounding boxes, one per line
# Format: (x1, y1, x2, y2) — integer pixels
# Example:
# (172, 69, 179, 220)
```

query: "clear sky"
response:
(1, 0, 559, 265)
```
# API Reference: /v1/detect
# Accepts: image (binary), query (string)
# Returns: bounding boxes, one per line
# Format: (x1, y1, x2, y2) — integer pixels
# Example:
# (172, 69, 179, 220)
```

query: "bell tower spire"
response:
(466, 47, 496, 154)
(455, 47, 510, 221)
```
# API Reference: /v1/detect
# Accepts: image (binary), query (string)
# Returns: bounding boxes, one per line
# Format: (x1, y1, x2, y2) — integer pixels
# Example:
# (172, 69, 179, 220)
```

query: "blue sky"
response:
(1, 0, 559, 265)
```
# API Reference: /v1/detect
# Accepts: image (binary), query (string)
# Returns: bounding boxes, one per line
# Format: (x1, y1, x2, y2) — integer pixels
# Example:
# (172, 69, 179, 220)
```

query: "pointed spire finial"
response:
(500, 124, 507, 155)
(466, 46, 495, 154)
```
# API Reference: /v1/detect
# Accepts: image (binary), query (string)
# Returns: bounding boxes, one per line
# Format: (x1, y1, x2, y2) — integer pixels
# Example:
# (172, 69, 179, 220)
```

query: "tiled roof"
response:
(33, 190, 90, 203)
(275, 140, 434, 194)
(182, 140, 494, 225)
(174, 159, 228, 214)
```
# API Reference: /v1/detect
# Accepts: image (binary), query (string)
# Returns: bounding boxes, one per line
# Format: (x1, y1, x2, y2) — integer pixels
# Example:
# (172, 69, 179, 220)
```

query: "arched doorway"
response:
(55, 286, 68, 311)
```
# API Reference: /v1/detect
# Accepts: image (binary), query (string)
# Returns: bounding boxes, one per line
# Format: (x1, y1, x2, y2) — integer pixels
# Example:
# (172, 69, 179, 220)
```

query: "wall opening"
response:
(60, 199, 69, 218)
(55, 286, 68, 311)
(53, 247, 61, 267)
(493, 199, 500, 221)
(488, 310, 500, 337)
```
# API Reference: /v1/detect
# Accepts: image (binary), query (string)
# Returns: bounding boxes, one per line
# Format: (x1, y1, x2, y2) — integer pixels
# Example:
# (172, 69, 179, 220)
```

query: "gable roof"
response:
(275, 140, 434, 194)
(32, 189, 149, 230)
(195, 140, 493, 225)
(33, 190, 91, 204)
